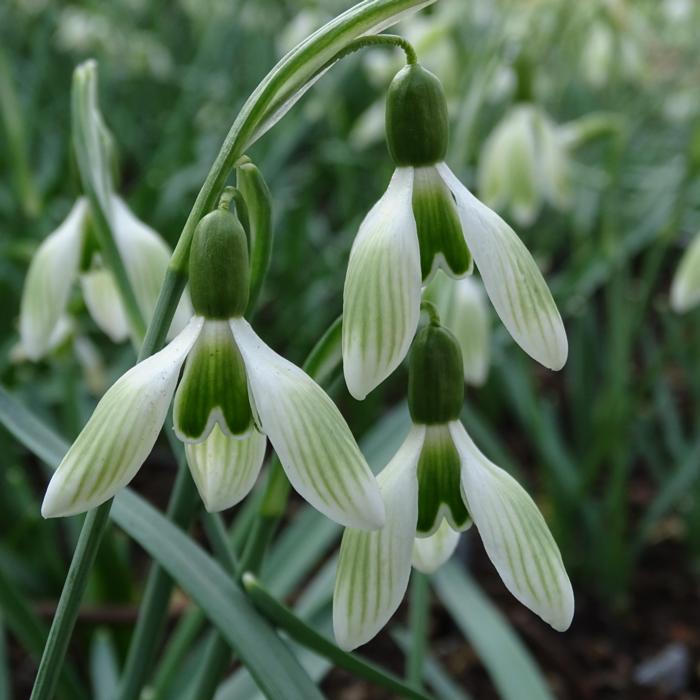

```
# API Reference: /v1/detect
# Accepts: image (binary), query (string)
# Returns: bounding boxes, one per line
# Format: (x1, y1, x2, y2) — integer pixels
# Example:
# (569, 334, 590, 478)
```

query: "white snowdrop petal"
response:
(671, 231, 700, 313)
(19, 199, 87, 360)
(412, 519, 463, 574)
(231, 318, 384, 530)
(451, 421, 574, 631)
(438, 163, 568, 371)
(41, 317, 204, 517)
(333, 426, 424, 650)
(81, 268, 130, 342)
(185, 425, 267, 512)
(342, 167, 422, 400)
(111, 196, 193, 339)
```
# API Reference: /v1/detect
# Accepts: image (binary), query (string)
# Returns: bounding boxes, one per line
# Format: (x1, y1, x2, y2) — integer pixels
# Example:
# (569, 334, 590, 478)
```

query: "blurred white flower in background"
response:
(478, 103, 571, 226)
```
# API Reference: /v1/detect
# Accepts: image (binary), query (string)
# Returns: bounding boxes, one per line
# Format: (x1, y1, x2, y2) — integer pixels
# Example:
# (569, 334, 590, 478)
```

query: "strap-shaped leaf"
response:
(0, 388, 324, 700)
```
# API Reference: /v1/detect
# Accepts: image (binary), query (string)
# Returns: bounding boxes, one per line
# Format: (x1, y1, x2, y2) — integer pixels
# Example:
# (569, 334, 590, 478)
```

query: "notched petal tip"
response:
(185, 426, 266, 513)
(232, 318, 384, 530)
(342, 168, 422, 400)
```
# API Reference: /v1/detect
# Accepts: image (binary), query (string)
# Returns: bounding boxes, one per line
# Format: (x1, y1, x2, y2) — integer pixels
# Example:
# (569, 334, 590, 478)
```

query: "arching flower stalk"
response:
(19, 195, 192, 360)
(342, 61, 567, 401)
(334, 315, 574, 650)
(42, 202, 385, 531)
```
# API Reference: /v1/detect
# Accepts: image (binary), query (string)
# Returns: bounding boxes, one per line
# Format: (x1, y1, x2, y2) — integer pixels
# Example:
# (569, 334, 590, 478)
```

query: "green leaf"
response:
(0, 388, 323, 700)
(432, 562, 555, 700)
(89, 631, 120, 700)
(242, 574, 431, 700)
(0, 617, 11, 700)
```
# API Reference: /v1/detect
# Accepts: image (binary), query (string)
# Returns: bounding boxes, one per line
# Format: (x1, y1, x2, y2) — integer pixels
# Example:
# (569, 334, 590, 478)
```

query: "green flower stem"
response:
(406, 572, 430, 689)
(29, 502, 112, 700)
(242, 574, 433, 700)
(72, 61, 147, 346)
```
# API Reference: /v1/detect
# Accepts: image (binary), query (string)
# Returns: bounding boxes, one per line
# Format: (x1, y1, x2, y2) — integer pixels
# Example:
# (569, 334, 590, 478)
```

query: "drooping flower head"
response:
(478, 103, 572, 226)
(19, 195, 192, 360)
(671, 230, 700, 313)
(342, 62, 567, 401)
(334, 314, 574, 650)
(43, 199, 385, 531)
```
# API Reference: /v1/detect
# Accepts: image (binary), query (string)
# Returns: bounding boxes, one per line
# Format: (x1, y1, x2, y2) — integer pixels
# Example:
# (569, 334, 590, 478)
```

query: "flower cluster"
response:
(33, 50, 574, 649)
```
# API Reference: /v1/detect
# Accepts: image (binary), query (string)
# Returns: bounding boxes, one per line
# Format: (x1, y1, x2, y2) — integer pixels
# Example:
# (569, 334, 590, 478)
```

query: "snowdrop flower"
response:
(671, 231, 700, 313)
(423, 270, 490, 386)
(19, 196, 191, 360)
(334, 319, 574, 650)
(478, 104, 571, 226)
(343, 62, 567, 400)
(42, 205, 385, 531)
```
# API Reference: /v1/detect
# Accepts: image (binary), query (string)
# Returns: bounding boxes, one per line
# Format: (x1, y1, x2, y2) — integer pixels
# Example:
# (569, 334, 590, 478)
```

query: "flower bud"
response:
(408, 321, 464, 424)
(385, 63, 448, 167)
(189, 208, 250, 319)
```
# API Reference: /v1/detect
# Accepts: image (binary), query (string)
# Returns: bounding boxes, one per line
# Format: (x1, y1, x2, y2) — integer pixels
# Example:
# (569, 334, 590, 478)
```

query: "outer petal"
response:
(41, 317, 204, 517)
(333, 425, 424, 650)
(423, 270, 490, 386)
(80, 267, 130, 342)
(671, 232, 700, 313)
(19, 199, 87, 360)
(185, 425, 267, 512)
(231, 318, 384, 530)
(450, 421, 574, 631)
(111, 196, 193, 339)
(438, 163, 568, 371)
(342, 167, 421, 400)
(412, 519, 463, 574)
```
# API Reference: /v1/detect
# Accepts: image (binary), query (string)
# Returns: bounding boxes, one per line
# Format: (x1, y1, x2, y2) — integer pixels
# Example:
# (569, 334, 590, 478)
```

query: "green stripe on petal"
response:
(416, 424, 471, 535)
(423, 271, 490, 386)
(19, 198, 87, 360)
(412, 519, 463, 574)
(333, 425, 424, 650)
(412, 166, 472, 281)
(342, 167, 422, 400)
(231, 318, 385, 530)
(173, 320, 253, 443)
(671, 231, 700, 313)
(111, 196, 193, 340)
(81, 267, 130, 342)
(450, 420, 574, 631)
(41, 317, 204, 517)
(185, 425, 267, 512)
(438, 163, 568, 371)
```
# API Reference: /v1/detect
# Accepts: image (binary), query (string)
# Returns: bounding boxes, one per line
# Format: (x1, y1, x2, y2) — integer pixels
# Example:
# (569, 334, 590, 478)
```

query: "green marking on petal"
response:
(412, 166, 471, 281)
(416, 424, 470, 535)
(173, 320, 252, 442)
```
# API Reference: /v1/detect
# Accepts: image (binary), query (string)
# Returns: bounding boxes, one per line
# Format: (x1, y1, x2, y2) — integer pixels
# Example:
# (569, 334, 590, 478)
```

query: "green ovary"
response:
(173, 320, 252, 441)
(412, 167, 471, 281)
(416, 424, 470, 535)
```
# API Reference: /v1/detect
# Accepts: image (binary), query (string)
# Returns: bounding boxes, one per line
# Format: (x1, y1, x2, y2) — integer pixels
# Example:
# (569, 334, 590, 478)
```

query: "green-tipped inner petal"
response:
(416, 424, 470, 535)
(174, 320, 252, 442)
(412, 166, 472, 281)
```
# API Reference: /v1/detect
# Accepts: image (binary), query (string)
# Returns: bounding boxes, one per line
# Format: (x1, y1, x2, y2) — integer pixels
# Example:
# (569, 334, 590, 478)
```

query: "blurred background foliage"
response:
(3, 0, 700, 697)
